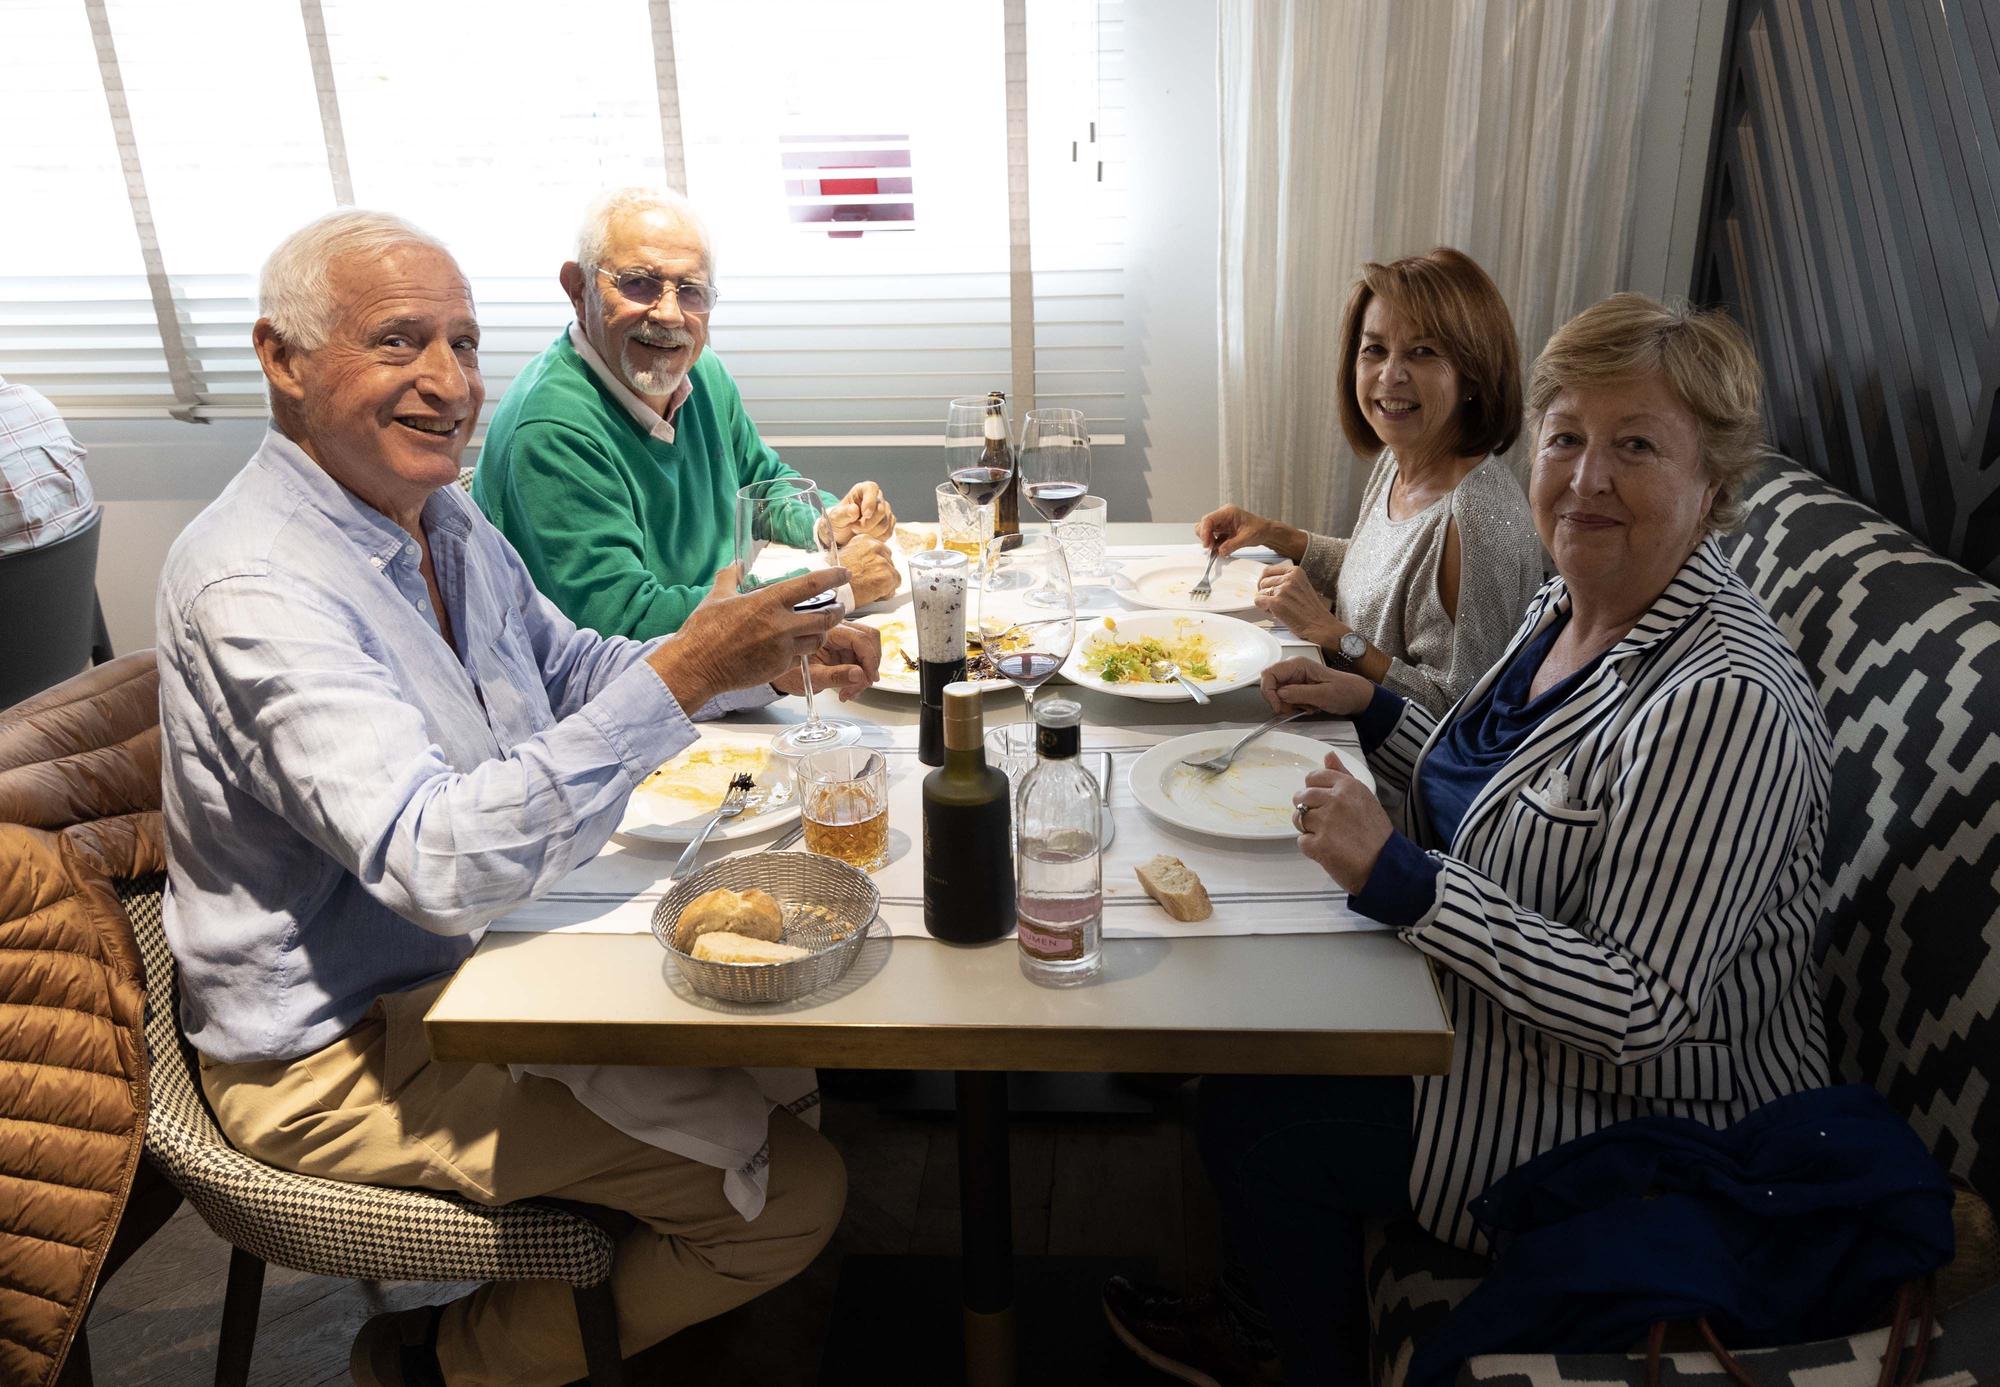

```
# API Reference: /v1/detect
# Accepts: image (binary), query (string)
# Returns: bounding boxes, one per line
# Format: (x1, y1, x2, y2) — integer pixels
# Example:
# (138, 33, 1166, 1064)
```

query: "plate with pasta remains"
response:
(1060, 611, 1282, 702)
(616, 730, 800, 844)
(854, 611, 1024, 698)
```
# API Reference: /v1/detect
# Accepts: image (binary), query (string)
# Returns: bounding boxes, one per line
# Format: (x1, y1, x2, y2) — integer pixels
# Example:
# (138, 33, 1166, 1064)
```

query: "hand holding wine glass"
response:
(735, 476, 863, 754)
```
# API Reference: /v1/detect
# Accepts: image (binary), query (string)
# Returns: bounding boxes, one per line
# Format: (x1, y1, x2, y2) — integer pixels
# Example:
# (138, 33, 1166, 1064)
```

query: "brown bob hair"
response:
(1335, 246, 1523, 460)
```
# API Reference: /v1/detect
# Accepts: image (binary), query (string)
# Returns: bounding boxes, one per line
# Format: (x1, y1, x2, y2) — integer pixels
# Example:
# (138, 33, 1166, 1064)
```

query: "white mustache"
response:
(630, 326, 694, 349)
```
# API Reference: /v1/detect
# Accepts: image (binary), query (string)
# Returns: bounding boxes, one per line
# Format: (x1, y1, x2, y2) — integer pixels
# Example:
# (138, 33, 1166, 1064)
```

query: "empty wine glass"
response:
(977, 532, 1075, 724)
(735, 476, 860, 755)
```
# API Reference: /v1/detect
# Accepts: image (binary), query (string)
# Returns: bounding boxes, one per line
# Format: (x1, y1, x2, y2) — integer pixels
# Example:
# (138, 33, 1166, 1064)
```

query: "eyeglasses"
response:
(593, 266, 718, 315)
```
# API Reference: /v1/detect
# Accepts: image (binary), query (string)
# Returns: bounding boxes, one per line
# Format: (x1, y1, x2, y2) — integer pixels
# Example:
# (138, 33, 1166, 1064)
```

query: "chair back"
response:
(0, 508, 105, 709)
(1720, 464, 2000, 1197)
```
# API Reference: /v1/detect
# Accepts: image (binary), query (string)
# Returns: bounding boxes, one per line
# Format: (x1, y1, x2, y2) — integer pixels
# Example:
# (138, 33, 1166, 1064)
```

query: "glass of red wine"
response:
(1020, 407, 1090, 604)
(944, 393, 1013, 524)
(735, 476, 860, 755)
(977, 531, 1075, 725)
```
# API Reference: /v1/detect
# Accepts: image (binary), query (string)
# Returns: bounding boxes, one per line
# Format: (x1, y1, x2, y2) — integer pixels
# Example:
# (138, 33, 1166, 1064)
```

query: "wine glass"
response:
(943, 395, 1013, 567)
(1020, 407, 1090, 605)
(977, 532, 1075, 725)
(735, 476, 861, 755)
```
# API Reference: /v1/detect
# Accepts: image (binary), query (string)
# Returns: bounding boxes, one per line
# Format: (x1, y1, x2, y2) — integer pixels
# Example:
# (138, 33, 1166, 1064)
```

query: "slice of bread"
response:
(673, 887, 785, 951)
(1135, 855, 1213, 922)
(690, 931, 812, 965)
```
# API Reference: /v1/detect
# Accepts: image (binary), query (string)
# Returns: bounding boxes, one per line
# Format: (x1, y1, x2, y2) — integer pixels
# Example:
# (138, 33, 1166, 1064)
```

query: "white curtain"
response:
(1217, 0, 1660, 532)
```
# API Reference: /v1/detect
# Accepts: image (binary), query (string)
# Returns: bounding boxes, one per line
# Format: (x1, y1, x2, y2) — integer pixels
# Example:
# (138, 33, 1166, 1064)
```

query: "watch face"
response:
(1340, 633, 1367, 662)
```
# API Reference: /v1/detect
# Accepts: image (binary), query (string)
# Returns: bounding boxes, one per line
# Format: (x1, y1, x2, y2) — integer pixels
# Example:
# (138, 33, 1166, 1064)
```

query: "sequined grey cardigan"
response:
(1300, 450, 1547, 716)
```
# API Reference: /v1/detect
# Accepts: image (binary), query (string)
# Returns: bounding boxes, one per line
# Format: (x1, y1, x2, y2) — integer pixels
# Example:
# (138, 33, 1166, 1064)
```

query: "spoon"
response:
(1150, 660, 1211, 705)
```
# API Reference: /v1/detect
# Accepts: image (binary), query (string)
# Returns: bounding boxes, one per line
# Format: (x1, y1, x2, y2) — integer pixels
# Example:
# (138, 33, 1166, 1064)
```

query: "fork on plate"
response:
(1188, 545, 1223, 603)
(1180, 710, 1308, 776)
(668, 773, 755, 884)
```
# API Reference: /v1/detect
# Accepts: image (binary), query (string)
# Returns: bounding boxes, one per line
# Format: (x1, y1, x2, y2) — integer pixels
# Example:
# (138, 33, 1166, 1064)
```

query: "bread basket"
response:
(651, 852, 880, 1004)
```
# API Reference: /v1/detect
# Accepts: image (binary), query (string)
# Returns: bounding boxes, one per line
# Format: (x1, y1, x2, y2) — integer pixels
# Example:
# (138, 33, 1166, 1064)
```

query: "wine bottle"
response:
(921, 682, 1015, 942)
(1015, 698, 1102, 986)
(987, 391, 1021, 538)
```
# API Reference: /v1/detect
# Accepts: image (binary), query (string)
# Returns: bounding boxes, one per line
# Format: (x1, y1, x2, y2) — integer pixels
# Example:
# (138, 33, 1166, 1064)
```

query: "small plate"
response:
(616, 730, 801, 844)
(1121, 555, 1264, 613)
(1129, 730, 1373, 841)
(1062, 610, 1282, 702)
(854, 610, 1018, 698)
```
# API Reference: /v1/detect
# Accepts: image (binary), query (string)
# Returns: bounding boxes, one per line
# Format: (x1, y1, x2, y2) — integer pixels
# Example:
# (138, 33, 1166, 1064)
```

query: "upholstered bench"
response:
(1364, 464, 2000, 1385)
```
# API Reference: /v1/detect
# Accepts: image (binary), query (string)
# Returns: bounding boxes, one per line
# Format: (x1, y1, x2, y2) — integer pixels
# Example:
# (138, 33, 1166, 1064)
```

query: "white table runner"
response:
(490, 717, 1383, 939)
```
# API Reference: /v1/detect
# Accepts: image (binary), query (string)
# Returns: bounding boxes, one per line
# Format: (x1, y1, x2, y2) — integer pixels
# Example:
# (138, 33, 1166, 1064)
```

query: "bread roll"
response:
(673, 887, 785, 951)
(1135, 855, 1213, 922)
(691, 931, 812, 965)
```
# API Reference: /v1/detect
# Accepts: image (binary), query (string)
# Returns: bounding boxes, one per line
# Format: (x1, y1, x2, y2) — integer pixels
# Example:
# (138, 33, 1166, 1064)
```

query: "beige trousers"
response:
(198, 979, 846, 1387)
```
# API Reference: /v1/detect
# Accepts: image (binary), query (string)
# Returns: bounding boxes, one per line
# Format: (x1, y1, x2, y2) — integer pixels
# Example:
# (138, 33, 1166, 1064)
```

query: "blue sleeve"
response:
(1354, 683, 1409, 754)
(1349, 831, 1441, 930)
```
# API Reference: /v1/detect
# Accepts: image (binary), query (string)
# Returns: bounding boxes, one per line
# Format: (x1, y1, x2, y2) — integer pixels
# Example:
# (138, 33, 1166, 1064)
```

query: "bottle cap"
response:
(942, 682, 986, 751)
(1033, 698, 1083, 760)
(1032, 698, 1082, 730)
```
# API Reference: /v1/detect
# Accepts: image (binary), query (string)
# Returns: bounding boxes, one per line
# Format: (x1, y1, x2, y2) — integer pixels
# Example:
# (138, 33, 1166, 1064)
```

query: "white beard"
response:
(624, 354, 688, 398)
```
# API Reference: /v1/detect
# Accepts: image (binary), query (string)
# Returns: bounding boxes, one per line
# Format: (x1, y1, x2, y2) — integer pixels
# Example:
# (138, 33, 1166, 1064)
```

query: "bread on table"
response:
(1135, 855, 1213, 922)
(690, 931, 812, 965)
(672, 886, 784, 951)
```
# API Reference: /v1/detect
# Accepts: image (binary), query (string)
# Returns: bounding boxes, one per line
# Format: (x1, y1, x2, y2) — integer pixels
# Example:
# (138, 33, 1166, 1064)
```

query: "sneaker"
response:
(1102, 1275, 1284, 1387)
(349, 1303, 447, 1387)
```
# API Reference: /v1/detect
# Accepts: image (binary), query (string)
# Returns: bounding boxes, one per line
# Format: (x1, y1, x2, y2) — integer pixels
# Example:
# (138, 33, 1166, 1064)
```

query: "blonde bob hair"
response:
(1528, 293, 1767, 533)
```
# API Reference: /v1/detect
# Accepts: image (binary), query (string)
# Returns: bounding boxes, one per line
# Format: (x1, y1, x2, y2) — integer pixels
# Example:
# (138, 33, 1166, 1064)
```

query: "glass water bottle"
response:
(1014, 698, 1102, 986)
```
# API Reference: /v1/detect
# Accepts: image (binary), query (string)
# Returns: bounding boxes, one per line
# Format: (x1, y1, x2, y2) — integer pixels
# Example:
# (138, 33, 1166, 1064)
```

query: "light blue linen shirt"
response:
(158, 429, 767, 1064)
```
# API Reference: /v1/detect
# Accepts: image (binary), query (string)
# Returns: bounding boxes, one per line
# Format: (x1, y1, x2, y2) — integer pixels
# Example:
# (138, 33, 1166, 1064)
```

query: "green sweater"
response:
(473, 333, 810, 638)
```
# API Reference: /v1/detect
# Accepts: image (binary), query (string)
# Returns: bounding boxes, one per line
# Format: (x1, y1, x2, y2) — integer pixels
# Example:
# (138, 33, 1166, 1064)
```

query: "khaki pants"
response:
(198, 979, 846, 1387)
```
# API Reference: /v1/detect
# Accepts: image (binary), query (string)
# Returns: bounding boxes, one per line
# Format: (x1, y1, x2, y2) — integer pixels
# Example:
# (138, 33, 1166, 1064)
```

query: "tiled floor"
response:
(82, 1076, 1218, 1386)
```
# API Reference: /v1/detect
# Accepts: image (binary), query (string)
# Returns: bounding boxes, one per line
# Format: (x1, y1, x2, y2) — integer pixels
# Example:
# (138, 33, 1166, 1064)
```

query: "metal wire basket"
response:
(651, 852, 881, 1004)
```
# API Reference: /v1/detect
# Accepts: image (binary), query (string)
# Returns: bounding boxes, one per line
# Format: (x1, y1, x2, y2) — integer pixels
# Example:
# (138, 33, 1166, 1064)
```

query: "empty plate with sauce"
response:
(1128, 730, 1373, 842)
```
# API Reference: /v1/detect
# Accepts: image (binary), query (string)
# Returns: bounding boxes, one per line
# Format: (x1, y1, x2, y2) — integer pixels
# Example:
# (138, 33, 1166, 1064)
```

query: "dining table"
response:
(424, 521, 1454, 1385)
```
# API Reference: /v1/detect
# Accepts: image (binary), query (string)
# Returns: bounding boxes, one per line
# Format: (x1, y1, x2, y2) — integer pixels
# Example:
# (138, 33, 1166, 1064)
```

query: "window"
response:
(0, 0, 1128, 453)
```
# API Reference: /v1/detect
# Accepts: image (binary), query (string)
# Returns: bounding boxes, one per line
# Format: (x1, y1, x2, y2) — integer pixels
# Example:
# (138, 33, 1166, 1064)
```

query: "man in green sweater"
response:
(474, 187, 900, 642)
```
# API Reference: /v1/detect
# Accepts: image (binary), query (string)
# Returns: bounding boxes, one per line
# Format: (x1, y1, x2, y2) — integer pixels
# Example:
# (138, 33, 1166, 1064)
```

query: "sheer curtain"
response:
(1217, 0, 1659, 532)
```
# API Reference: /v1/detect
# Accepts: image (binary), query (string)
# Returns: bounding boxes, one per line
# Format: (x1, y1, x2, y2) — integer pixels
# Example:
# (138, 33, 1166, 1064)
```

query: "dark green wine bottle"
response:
(921, 682, 1015, 941)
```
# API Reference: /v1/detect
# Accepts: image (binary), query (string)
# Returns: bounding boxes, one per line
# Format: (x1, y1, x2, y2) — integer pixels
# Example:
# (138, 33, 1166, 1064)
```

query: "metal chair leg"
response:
(214, 1246, 265, 1387)
(572, 1280, 627, 1387)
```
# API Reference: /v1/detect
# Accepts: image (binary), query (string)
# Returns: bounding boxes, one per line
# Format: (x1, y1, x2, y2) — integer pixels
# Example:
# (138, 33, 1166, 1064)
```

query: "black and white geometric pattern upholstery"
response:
(1718, 465, 2000, 1197)
(1365, 466, 2000, 1384)
(120, 876, 617, 1288)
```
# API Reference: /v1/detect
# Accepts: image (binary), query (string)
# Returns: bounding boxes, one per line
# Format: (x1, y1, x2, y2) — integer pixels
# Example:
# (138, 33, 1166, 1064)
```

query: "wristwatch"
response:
(1335, 632, 1368, 669)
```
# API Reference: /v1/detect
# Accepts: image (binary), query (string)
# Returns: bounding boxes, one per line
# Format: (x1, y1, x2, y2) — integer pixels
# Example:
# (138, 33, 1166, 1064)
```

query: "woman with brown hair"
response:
(1198, 246, 1545, 714)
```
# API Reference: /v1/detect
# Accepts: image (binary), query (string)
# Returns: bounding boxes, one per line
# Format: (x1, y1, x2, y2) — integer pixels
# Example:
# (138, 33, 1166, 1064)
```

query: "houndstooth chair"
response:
(119, 876, 628, 1386)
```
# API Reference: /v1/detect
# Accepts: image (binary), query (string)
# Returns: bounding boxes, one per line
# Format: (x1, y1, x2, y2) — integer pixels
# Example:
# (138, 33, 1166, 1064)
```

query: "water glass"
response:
(935, 480, 993, 561)
(1055, 494, 1109, 579)
(798, 747, 890, 872)
(984, 722, 1039, 801)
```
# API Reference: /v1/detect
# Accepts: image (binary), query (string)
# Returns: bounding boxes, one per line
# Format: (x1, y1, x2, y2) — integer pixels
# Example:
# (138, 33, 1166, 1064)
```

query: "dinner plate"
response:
(1120, 554, 1264, 613)
(1129, 730, 1372, 842)
(854, 610, 1019, 698)
(1061, 610, 1282, 702)
(615, 729, 802, 844)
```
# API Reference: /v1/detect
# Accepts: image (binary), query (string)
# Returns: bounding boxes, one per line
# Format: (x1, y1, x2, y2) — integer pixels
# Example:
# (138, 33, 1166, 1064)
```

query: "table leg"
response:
(956, 1069, 1015, 1387)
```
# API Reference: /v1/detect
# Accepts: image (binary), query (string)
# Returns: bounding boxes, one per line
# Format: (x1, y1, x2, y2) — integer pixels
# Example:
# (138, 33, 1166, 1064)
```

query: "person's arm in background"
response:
(488, 421, 712, 637)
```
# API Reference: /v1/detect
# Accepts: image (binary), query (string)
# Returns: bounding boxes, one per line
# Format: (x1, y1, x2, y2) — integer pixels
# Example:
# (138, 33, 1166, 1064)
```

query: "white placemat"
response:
(489, 718, 1382, 939)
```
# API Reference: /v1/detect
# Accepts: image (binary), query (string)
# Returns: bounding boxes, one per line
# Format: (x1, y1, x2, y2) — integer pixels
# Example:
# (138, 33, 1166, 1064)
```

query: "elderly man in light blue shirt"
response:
(157, 209, 869, 1387)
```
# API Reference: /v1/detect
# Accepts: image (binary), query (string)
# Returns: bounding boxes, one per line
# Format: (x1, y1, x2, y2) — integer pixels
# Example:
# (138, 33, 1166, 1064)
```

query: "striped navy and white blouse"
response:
(1363, 536, 1834, 1251)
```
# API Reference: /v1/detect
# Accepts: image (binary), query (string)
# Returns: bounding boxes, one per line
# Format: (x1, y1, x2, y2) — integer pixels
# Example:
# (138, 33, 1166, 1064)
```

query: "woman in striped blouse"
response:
(1120, 297, 1836, 1386)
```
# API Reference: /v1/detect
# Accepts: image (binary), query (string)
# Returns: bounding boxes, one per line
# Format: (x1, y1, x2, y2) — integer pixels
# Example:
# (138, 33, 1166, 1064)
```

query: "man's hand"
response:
(1254, 563, 1340, 645)
(647, 566, 848, 710)
(1259, 657, 1375, 718)
(826, 481, 896, 544)
(1294, 754, 1393, 893)
(773, 621, 883, 701)
(838, 534, 900, 607)
(1196, 504, 1307, 561)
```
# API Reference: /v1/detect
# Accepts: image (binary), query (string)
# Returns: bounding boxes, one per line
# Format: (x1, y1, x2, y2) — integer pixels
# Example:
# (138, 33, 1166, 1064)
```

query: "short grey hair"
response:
(259, 209, 456, 351)
(575, 186, 715, 281)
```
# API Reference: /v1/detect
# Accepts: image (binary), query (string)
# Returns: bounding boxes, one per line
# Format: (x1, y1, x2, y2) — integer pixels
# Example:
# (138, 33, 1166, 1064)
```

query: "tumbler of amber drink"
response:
(935, 481, 993, 559)
(798, 747, 890, 872)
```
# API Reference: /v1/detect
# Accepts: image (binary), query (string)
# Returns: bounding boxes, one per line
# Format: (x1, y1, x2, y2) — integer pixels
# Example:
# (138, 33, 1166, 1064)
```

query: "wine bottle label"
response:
(1017, 919, 1085, 962)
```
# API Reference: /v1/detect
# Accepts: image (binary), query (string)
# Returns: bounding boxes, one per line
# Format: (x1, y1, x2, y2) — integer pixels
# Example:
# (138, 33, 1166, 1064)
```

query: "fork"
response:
(1180, 710, 1308, 775)
(668, 773, 755, 884)
(1188, 545, 1222, 603)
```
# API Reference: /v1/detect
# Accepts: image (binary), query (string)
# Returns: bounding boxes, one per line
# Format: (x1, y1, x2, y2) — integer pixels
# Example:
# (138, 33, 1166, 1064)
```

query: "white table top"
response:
(425, 524, 1454, 1076)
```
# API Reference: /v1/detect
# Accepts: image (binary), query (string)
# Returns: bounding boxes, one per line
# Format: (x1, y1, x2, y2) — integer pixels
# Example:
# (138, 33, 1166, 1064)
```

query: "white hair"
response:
(259, 209, 456, 350)
(575, 186, 715, 281)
